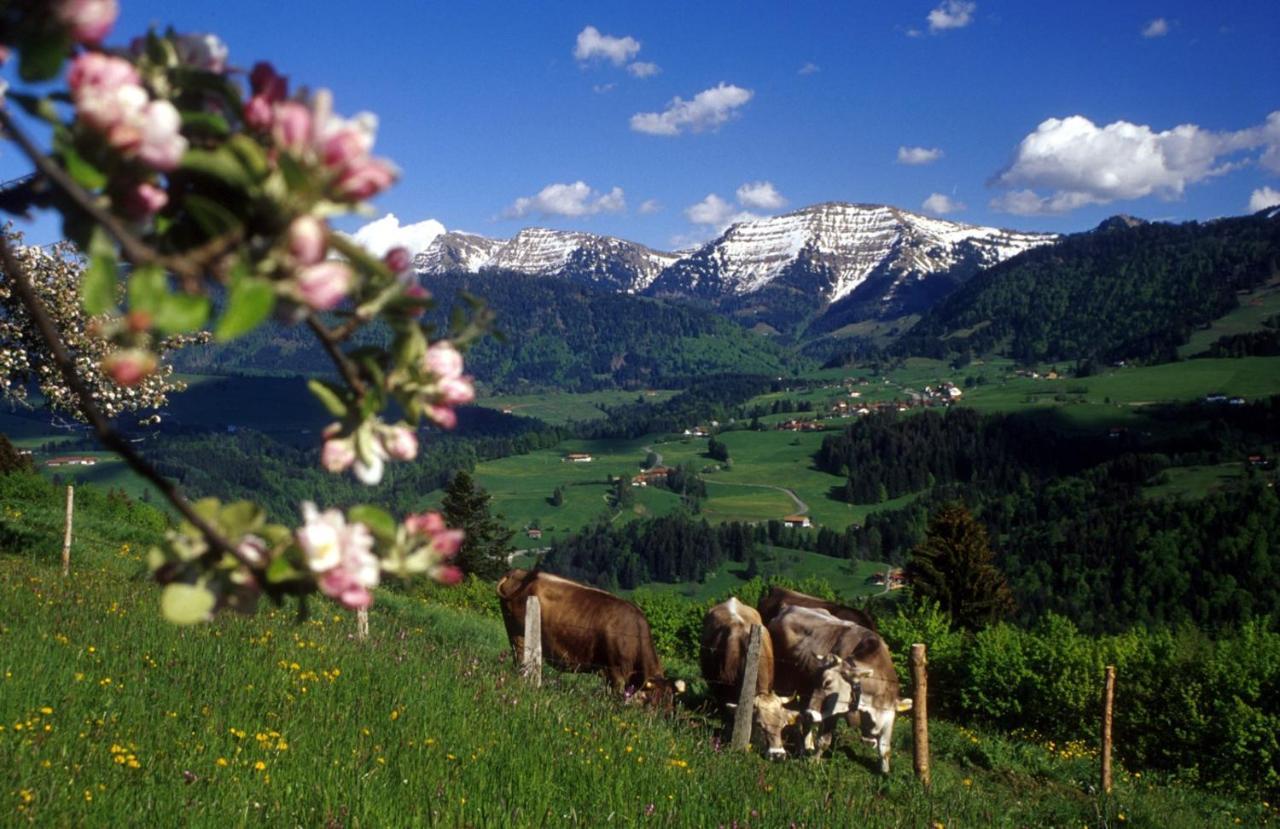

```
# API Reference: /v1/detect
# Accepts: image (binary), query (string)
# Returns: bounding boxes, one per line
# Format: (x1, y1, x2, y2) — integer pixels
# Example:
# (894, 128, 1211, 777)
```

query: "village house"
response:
(526, 528, 543, 540)
(45, 455, 97, 467)
(782, 514, 811, 528)
(631, 466, 671, 486)
(564, 452, 593, 463)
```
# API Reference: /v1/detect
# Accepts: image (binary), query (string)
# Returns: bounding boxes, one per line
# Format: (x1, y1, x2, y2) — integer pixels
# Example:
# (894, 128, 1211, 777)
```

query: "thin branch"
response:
(306, 314, 368, 397)
(0, 232, 256, 571)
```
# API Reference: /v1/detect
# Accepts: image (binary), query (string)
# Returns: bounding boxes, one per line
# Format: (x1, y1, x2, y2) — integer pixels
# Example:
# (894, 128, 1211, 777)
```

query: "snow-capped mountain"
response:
(417, 227, 678, 293)
(415, 202, 1058, 331)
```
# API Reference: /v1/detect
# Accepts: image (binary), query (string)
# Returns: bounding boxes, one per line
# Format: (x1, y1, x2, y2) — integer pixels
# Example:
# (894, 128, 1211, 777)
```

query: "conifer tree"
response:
(907, 502, 1014, 630)
(441, 471, 514, 581)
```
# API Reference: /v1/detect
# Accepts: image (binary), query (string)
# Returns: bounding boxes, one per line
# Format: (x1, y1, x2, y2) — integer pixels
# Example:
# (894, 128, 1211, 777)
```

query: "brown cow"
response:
(768, 605, 912, 773)
(496, 569, 684, 706)
(757, 585, 878, 631)
(699, 597, 799, 757)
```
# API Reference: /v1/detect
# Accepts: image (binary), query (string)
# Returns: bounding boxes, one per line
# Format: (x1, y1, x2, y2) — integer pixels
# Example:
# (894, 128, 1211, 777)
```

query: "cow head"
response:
(750, 692, 801, 758)
(634, 677, 686, 710)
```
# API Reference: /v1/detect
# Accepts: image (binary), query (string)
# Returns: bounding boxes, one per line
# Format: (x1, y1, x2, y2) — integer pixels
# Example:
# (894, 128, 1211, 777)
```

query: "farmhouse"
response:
(631, 466, 671, 486)
(782, 514, 811, 528)
(564, 452, 593, 463)
(45, 455, 97, 467)
(526, 528, 543, 540)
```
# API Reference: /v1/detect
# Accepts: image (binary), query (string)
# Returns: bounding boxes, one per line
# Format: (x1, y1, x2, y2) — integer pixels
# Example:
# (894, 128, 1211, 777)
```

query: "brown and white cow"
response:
(699, 597, 800, 757)
(496, 569, 685, 707)
(768, 605, 912, 773)
(757, 585, 878, 632)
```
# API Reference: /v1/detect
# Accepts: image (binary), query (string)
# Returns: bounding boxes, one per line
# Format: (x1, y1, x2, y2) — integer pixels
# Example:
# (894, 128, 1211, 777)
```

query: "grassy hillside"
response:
(1, 472, 1269, 826)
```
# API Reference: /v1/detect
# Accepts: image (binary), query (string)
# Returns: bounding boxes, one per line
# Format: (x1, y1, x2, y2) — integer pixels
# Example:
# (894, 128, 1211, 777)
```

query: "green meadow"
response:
(2, 472, 1271, 827)
(473, 389, 678, 425)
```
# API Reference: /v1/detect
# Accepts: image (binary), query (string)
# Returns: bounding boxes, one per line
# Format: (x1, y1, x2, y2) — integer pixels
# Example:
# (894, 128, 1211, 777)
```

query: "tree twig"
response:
(0, 232, 255, 570)
(306, 314, 368, 398)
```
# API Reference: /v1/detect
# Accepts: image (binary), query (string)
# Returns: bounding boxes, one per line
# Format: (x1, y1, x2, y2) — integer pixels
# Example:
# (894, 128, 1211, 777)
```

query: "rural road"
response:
(708, 480, 809, 515)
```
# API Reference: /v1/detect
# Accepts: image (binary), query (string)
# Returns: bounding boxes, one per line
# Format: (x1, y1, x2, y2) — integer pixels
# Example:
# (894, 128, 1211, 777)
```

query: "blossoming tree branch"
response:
(0, 0, 479, 622)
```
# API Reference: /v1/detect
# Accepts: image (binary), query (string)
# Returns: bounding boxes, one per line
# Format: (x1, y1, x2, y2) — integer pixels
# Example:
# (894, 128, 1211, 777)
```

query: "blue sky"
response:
(3, 1, 1278, 253)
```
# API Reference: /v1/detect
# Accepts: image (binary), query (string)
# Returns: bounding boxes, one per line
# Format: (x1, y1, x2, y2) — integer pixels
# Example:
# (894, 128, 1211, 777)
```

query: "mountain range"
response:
(415, 202, 1057, 335)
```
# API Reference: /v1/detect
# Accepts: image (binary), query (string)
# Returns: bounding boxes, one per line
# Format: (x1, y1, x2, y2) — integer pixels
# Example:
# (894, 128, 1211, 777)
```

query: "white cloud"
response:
(897, 145, 944, 165)
(798, 62, 820, 75)
(627, 61, 661, 78)
(1142, 18, 1170, 38)
(991, 111, 1280, 214)
(921, 193, 965, 214)
(736, 181, 787, 210)
(630, 83, 754, 136)
(574, 25, 640, 66)
(350, 214, 445, 258)
(638, 198, 662, 215)
(503, 181, 626, 219)
(927, 1, 976, 33)
(592, 83, 617, 94)
(1250, 186, 1280, 212)
(685, 194, 736, 226)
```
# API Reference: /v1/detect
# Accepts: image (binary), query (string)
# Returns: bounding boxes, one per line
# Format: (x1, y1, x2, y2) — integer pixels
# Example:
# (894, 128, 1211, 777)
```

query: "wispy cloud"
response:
(627, 61, 661, 78)
(630, 83, 754, 136)
(503, 181, 626, 219)
(1141, 18, 1170, 38)
(638, 198, 662, 215)
(736, 181, 787, 210)
(921, 193, 965, 214)
(573, 25, 640, 66)
(685, 193, 757, 228)
(991, 111, 1280, 214)
(798, 62, 821, 75)
(927, 1, 976, 33)
(897, 146, 944, 165)
(1250, 186, 1280, 212)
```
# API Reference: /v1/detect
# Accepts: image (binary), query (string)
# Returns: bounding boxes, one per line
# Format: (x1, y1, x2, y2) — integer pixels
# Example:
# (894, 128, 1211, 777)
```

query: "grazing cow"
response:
(496, 569, 684, 707)
(768, 605, 912, 773)
(757, 585, 878, 632)
(699, 597, 799, 757)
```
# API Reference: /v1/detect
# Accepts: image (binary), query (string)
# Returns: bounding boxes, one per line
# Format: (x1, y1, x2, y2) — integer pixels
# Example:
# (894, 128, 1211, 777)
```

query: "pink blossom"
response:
(383, 246, 412, 274)
(296, 503, 379, 609)
(236, 534, 267, 567)
(432, 565, 463, 586)
(404, 511, 446, 536)
(424, 341, 463, 380)
(423, 404, 457, 430)
(57, 0, 119, 45)
(174, 33, 228, 72)
(243, 95, 273, 131)
(380, 424, 418, 461)
(136, 100, 188, 171)
(67, 52, 139, 95)
(118, 181, 168, 217)
(438, 376, 475, 406)
(320, 436, 355, 473)
(320, 126, 372, 170)
(431, 529, 464, 560)
(318, 567, 373, 610)
(295, 261, 352, 311)
(288, 215, 327, 265)
(272, 101, 312, 152)
(68, 53, 143, 133)
(332, 158, 398, 202)
(102, 348, 156, 386)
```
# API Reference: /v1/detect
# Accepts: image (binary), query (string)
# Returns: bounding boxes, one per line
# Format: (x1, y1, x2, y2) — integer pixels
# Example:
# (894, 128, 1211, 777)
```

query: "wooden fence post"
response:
(910, 643, 930, 787)
(522, 596, 542, 687)
(1101, 665, 1116, 794)
(356, 608, 369, 640)
(61, 485, 74, 577)
(731, 624, 763, 751)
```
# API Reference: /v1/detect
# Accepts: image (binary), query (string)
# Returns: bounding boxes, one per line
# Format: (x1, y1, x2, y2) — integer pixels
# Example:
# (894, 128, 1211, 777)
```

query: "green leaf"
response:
(182, 194, 242, 237)
(161, 583, 216, 625)
(181, 147, 255, 190)
(226, 134, 270, 180)
(153, 292, 210, 335)
(58, 143, 108, 191)
(81, 229, 118, 315)
(127, 265, 168, 314)
(349, 504, 397, 542)
(180, 110, 231, 139)
(307, 379, 349, 418)
(265, 555, 301, 585)
(218, 500, 265, 538)
(18, 30, 70, 83)
(215, 272, 275, 341)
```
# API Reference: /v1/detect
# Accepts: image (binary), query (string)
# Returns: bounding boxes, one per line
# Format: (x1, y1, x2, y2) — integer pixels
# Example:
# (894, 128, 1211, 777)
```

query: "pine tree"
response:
(441, 471, 515, 581)
(907, 502, 1014, 630)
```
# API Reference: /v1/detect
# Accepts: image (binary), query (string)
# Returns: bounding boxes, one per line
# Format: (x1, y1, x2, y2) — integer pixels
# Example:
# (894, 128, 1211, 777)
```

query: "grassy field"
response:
(1142, 463, 1248, 500)
(1178, 280, 1280, 357)
(2, 476, 1269, 827)
(473, 389, 678, 426)
(632, 548, 891, 603)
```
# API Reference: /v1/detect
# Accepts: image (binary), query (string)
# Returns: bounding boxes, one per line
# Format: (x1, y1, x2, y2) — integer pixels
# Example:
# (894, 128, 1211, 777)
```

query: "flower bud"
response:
(57, 0, 119, 45)
(243, 95, 273, 131)
(321, 436, 356, 473)
(383, 246, 412, 274)
(381, 424, 418, 461)
(295, 261, 352, 311)
(423, 340, 463, 380)
(118, 181, 168, 218)
(432, 565, 463, 586)
(404, 511, 446, 537)
(249, 62, 287, 101)
(332, 158, 398, 202)
(272, 101, 312, 152)
(288, 215, 327, 265)
(136, 100, 188, 172)
(423, 404, 457, 430)
(102, 348, 157, 387)
(438, 376, 475, 406)
(174, 33, 228, 72)
(432, 529, 464, 559)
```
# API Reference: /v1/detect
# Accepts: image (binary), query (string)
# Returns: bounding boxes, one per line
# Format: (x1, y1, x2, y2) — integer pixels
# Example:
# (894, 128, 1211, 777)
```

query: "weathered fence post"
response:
(522, 596, 542, 687)
(731, 623, 763, 751)
(61, 485, 74, 577)
(910, 643, 930, 787)
(356, 608, 369, 640)
(1101, 665, 1116, 793)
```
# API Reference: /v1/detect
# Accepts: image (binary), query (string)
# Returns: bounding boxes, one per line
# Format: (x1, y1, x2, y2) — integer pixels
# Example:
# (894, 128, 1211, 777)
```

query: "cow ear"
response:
(896, 697, 914, 713)
(674, 679, 687, 694)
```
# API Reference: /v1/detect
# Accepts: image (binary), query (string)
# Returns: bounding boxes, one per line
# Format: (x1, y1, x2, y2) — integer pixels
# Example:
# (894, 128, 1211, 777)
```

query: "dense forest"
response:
(895, 212, 1280, 364)
(170, 271, 801, 390)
